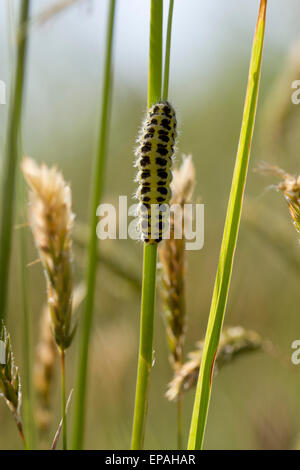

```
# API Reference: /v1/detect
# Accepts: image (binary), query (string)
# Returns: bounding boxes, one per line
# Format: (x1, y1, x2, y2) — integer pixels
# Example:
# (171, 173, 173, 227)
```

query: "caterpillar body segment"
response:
(135, 101, 177, 243)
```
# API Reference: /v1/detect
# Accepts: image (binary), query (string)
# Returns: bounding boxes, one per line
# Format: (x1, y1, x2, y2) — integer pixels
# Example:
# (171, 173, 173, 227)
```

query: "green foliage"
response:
(188, 0, 268, 450)
(131, 0, 164, 451)
(72, 0, 117, 450)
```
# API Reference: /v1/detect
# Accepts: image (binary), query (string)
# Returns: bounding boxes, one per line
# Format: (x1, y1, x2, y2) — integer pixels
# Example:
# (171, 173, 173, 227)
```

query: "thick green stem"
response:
(72, 0, 117, 450)
(148, 0, 163, 108)
(187, 0, 267, 450)
(131, 2, 163, 449)
(131, 244, 158, 450)
(0, 0, 30, 321)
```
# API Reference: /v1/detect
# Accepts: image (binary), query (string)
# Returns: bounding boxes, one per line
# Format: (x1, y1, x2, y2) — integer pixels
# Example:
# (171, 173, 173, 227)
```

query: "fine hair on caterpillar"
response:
(135, 100, 177, 243)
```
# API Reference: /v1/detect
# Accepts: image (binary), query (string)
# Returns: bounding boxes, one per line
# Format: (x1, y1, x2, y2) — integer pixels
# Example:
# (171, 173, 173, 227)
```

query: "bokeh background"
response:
(1, 0, 300, 450)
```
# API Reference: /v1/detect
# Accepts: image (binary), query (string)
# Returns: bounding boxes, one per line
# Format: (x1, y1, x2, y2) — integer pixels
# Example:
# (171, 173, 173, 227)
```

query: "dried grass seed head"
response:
(22, 157, 74, 260)
(159, 155, 196, 367)
(257, 161, 300, 235)
(171, 154, 195, 205)
(22, 157, 76, 350)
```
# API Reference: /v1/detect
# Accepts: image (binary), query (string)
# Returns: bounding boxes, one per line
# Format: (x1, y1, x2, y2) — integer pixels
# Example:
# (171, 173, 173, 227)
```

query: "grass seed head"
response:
(166, 326, 263, 402)
(0, 322, 22, 425)
(257, 161, 300, 235)
(171, 154, 195, 205)
(159, 154, 195, 367)
(22, 157, 76, 350)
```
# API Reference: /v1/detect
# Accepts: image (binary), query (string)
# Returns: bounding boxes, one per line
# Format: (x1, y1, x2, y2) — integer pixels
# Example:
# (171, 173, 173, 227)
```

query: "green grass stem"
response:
(72, 0, 117, 450)
(7, 1, 36, 449)
(131, 0, 163, 450)
(131, 244, 158, 450)
(148, 0, 163, 108)
(0, 0, 30, 321)
(187, 0, 268, 450)
(162, 0, 182, 450)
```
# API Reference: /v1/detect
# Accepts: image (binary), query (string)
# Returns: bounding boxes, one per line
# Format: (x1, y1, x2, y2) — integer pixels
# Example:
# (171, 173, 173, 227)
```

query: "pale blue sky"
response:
(1, 0, 300, 89)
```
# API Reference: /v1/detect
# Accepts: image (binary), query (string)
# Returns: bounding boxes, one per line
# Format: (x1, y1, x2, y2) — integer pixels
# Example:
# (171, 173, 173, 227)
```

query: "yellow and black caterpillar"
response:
(135, 101, 177, 243)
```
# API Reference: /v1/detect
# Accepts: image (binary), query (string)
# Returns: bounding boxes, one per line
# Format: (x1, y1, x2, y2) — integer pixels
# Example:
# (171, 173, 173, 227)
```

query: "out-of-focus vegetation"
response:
(1, 0, 300, 450)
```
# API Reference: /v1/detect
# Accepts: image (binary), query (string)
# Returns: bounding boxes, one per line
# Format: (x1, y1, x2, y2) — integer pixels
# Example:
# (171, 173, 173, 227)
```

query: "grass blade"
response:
(131, 0, 163, 450)
(6, 0, 35, 449)
(0, 0, 30, 321)
(72, 0, 117, 450)
(187, 0, 268, 450)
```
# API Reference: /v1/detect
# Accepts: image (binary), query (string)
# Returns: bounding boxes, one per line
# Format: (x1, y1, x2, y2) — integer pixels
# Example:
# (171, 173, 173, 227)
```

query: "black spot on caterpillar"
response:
(135, 100, 177, 243)
(158, 135, 170, 143)
(156, 157, 167, 167)
(156, 145, 169, 157)
(140, 156, 151, 167)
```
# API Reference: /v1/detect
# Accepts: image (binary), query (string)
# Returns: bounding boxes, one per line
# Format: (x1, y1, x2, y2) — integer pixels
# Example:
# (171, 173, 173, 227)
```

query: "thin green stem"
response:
(162, 0, 174, 101)
(9, 0, 35, 449)
(163, 0, 182, 449)
(187, 0, 268, 450)
(131, 2, 163, 450)
(61, 350, 67, 451)
(131, 243, 158, 450)
(0, 0, 30, 321)
(72, 0, 117, 450)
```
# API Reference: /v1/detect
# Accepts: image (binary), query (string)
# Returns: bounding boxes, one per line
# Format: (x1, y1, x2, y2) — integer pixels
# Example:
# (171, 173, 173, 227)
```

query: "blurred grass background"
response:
(1, 0, 300, 449)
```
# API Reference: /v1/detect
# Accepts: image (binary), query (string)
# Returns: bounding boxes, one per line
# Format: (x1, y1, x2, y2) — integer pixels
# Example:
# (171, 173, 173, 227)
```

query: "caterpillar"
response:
(135, 101, 177, 243)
